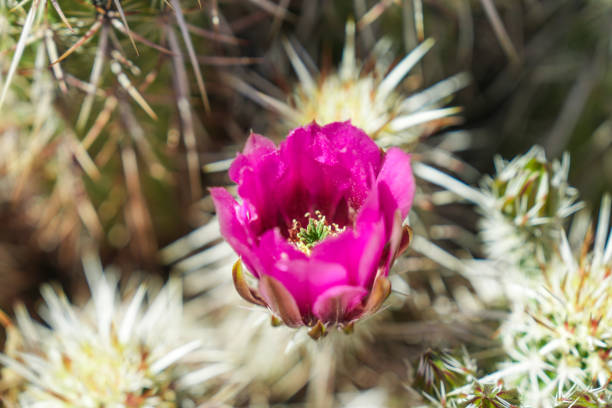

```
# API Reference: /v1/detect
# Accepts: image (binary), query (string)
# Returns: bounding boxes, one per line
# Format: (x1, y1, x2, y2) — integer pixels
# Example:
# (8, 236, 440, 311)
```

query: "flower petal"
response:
(278, 121, 382, 224)
(312, 178, 405, 312)
(210, 187, 261, 277)
(318, 121, 383, 180)
(256, 229, 349, 315)
(312, 285, 368, 324)
(243, 131, 277, 156)
(357, 177, 398, 228)
(259, 275, 303, 328)
(229, 133, 277, 183)
(376, 147, 415, 219)
(228, 134, 286, 233)
(311, 221, 385, 289)
(379, 210, 404, 273)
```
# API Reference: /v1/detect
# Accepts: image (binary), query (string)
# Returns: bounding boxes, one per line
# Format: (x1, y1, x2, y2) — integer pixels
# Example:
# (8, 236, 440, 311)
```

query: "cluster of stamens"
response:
(288, 211, 346, 254)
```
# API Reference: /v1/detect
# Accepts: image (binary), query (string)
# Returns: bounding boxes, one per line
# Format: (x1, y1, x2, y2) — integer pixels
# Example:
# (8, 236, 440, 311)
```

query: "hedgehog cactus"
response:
(496, 197, 612, 407)
(555, 387, 612, 408)
(479, 146, 582, 276)
(0, 0, 230, 262)
(282, 21, 464, 148)
(0, 254, 220, 407)
(416, 349, 523, 408)
(229, 20, 466, 148)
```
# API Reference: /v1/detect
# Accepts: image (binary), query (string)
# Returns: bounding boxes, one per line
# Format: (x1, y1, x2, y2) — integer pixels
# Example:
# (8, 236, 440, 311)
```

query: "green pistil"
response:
(298, 217, 331, 246)
(289, 211, 345, 254)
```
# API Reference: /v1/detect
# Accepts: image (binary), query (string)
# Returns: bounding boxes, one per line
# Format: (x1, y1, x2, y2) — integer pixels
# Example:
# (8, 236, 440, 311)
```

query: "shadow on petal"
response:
(312, 285, 368, 324)
(376, 147, 415, 219)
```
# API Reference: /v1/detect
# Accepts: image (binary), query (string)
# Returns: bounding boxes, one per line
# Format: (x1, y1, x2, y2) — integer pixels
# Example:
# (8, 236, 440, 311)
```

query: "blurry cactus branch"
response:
(0, 0, 251, 262)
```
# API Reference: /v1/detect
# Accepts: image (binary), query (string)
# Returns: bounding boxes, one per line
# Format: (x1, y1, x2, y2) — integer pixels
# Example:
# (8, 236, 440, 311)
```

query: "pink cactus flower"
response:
(211, 121, 415, 338)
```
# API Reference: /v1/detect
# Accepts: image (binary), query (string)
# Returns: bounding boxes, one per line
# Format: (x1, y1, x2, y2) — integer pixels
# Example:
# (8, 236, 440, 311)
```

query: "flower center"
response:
(289, 210, 345, 254)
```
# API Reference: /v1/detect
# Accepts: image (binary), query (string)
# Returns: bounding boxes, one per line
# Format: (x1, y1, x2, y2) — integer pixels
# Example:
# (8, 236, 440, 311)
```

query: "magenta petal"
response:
(376, 147, 415, 219)
(243, 132, 277, 156)
(383, 210, 404, 270)
(228, 135, 286, 233)
(278, 124, 350, 221)
(318, 121, 383, 177)
(312, 285, 368, 324)
(352, 181, 405, 280)
(355, 222, 386, 285)
(210, 187, 261, 277)
(276, 258, 349, 315)
(209, 187, 251, 243)
(312, 221, 385, 289)
(278, 122, 382, 223)
(256, 229, 349, 315)
(228, 133, 277, 183)
(255, 227, 307, 266)
(357, 178, 397, 227)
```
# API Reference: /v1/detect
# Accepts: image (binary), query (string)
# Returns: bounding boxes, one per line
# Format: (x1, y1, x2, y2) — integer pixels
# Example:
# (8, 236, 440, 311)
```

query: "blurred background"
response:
(0, 0, 610, 403)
